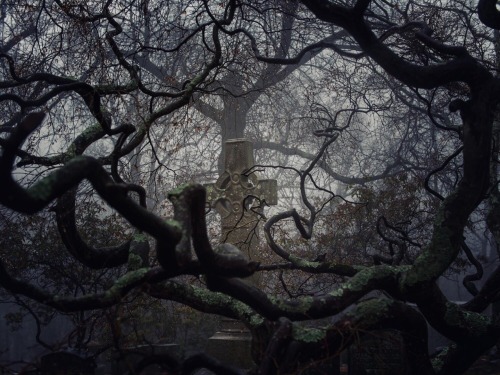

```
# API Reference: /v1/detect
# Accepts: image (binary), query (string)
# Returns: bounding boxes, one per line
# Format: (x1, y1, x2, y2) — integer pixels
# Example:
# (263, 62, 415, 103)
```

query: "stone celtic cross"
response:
(206, 139, 277, 258)
(205, 139, 277, 365)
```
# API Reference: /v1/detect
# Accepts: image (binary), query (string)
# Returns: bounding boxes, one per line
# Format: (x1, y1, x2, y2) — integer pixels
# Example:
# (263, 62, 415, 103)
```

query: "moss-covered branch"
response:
(207, 265, 401, 320)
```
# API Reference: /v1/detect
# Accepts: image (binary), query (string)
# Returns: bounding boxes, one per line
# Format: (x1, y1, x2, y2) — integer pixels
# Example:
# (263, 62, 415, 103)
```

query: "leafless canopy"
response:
(1, 1, 500, 374)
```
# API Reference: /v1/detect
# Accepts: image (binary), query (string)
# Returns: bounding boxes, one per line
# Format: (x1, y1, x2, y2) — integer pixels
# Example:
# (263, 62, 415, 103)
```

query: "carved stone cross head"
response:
(206, 139, 277, 232)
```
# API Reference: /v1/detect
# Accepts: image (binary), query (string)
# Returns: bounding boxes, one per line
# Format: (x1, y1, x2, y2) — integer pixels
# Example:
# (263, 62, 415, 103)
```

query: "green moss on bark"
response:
(292, 325, 326, 343)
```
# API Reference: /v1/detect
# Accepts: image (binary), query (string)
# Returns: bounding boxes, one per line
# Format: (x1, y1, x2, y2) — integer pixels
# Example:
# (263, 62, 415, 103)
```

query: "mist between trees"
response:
(1, 0, 500, 374)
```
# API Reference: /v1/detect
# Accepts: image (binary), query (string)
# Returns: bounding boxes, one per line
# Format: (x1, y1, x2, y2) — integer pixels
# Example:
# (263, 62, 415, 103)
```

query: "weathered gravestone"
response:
(109, 343, 180, 375)
(39, 350, 96, 375)
(205, 139, 277, 368)
(205, 139, 277, 261)
(347, 330, 410, 375)
(0, 304, 74, 371)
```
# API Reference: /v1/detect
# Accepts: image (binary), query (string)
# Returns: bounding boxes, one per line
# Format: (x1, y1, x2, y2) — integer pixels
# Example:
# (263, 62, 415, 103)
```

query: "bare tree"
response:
(2, 1, 500, 374)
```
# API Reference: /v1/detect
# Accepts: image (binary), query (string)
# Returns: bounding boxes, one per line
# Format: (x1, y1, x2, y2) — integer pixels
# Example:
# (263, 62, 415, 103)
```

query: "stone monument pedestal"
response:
(206, 319, 253, 369)
(347, 330, 410, 375)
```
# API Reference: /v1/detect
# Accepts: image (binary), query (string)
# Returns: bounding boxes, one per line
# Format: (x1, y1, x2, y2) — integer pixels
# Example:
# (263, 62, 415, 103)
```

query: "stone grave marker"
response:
(205, 139, 277, 368)
(39, 350, 96, 375)
(205, 138, 277, 258)
(110, 343, 180, 375)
